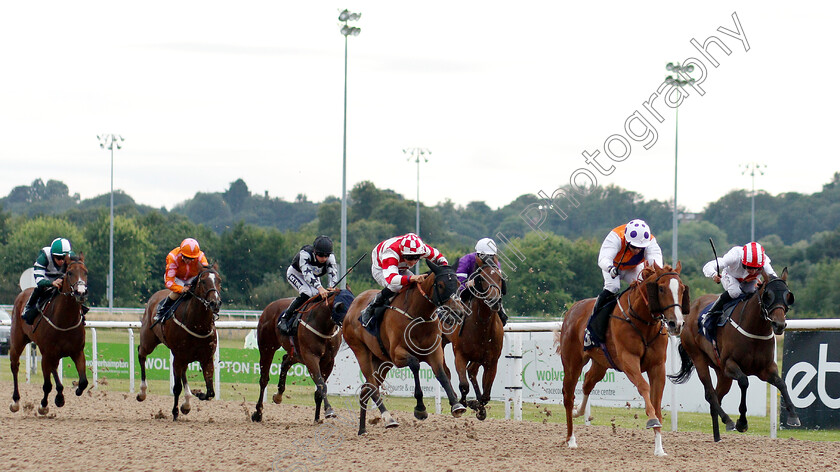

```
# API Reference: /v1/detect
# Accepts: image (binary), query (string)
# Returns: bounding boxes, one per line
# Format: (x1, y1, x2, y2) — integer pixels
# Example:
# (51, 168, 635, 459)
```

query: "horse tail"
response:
(553, 328, 563, 355)
(667, 342, 695, 384)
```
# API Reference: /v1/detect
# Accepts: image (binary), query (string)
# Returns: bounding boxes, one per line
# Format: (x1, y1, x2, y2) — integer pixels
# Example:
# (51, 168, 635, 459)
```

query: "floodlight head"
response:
(685, 64, 695, 73)
(341, 25, 361, 36)
(339, 9, 361, 22)
(666, 62, 675, 71)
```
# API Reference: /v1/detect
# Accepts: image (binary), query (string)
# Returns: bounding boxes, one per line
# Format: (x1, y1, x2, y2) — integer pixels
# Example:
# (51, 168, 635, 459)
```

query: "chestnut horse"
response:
(343, 261, 468, 435)
(136, 264, 222, 420)
(251, 289, 351, 423)
(442, 254, 504, 420)
(669, 268, 799, 442)
(555, 262, 689, 457)
(9, 255, 89, 415)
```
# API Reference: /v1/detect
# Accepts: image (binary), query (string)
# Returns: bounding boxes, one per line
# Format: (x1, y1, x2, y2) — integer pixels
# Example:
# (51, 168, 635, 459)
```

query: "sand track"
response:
(1, 383, 837, 471)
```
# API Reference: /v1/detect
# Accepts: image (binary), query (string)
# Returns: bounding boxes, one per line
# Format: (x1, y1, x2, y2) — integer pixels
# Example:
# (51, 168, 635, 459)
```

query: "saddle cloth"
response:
(698, 293, 749, 343)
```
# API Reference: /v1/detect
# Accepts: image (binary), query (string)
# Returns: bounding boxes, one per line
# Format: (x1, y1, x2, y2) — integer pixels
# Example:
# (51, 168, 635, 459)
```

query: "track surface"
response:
(1, 383, 838, 471)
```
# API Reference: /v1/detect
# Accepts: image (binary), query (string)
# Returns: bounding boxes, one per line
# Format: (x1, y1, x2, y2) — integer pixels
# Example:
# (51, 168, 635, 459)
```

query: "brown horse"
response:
(555, 262, 689, 456)
(136, 264, 222, 420)
(669, 268, 799, 442)
(251, 289, 350, 423)
(441, 254, 504, 420)
(343, 261, 468, 435)
(9, 255, 89, 415)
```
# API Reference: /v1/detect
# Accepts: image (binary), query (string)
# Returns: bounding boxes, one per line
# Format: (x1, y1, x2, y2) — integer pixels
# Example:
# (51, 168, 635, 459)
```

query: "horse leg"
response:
(561, 352, 585, 448)
(407, 355, 428, 420)
(9, 340, 25, 413)
(71, 347, 89, 396)
(273, 353, 295, 404)
(768, 372, 801, 427)
(713, 368, 736, 436)
(647, 362, 667, 457)
(252, 347, 276, 422)
(477, 362, 498, 421)
(466, 362, 484, 418)
(197, 358, 215, 401)
(723, 362, 750, 433)
(301, 351, 327, 423)
(52, 367, 65, 408)
(180, 374, 192, 415)
(171, 361, 185, 421)
(573, 362, 608, 418)
(690, 356, 734, 440)
(320, 355, 337, 419)
(369, 357, 398, 428)
(38, 355, 58, 415)
(453, 352, 471, 409)
(136, 338, 159, 402)
(617, 356, 667, 456)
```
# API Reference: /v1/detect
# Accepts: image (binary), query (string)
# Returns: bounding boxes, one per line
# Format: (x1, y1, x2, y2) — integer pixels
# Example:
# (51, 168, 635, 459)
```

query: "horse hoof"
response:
(451, 403, 466, 418)
(10, 402, 20, 413)
(725, 420, 736, 431)
(251, 411, 263, 422)
(136, 393, 147, 402)
(358, 428, 367, 436)
(736, 419, 748, 433)
(787, 417, 801, 427)
(272, 393, 283, 404)
(180, 404, 191, 415)
(414, 408, 428, 420)
(645, 418, 662, 429)
(476, 408, 487, 421)
(55, 395, 65, 408)
(567, 435, 578, 449)
(466, 399, 481, 410)
(37, 405, 49, 416)
(325, 408, 336, 419)
(384, 418, 399, 428)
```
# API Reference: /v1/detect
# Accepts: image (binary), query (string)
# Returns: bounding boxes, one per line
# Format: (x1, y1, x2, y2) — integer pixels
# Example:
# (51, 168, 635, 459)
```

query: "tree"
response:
(223, 178, 250, 213)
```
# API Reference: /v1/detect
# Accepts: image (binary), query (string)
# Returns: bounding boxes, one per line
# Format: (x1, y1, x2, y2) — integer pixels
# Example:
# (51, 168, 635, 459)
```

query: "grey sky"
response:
(1, 2, 836, 215)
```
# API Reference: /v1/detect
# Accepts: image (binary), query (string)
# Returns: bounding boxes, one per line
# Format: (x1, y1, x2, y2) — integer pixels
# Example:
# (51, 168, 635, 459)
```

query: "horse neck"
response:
(625, 284, 657, 326)
(734, 293, 766, 330)
(179, 296, 214, 328)
(402, 277, 437, 318)
(50, 289, 80, 321)
(303, 302, 334, 331)
(463, 297, 496, 335)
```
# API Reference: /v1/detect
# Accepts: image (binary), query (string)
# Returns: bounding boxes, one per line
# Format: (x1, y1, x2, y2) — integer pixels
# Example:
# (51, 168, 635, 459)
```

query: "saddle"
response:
(698, 293, 751, 343)
(362, 305, 388, 336)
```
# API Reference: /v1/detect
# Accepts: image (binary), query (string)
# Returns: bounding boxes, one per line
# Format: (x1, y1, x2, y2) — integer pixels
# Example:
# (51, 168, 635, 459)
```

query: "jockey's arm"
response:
(597, 232, 622, 272)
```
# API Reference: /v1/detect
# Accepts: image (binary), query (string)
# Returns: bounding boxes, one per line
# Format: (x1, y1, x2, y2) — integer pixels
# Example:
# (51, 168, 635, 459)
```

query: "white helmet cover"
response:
(475, 238, 497, 255)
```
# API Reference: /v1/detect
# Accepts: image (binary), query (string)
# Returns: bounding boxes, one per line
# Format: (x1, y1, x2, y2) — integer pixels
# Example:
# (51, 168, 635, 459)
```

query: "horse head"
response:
(759, 267, 794, 335)
(470, 255, 504, 312)
(191, 263, 222, 314)
(64, 254, 89, 304)
(642, 261, 689, 336)
(426, 260, 468, 319)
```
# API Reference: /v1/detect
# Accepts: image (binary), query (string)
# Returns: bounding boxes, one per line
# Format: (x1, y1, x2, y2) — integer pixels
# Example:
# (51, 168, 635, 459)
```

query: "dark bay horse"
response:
(136, 264, 222, 420)
(442, 254, 504, 420)
(669, 268, 799, 442)
(343, 261, 468, 435)
(555, 262, 689, 456)
(251, 289, 351, 423)
(9, 255, 89, 415)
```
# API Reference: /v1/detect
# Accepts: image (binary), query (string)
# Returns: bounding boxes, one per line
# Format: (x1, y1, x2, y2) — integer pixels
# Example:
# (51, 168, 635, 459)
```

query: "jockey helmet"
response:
(50, 238, 72, 257)
(475, 238, 497, 256)
(624, 219, 653, 248)
(180, 238, 202, 259)
(313, 235, 334, 255)
(400, 233, 427, 256)
(742, 242, 766, 268)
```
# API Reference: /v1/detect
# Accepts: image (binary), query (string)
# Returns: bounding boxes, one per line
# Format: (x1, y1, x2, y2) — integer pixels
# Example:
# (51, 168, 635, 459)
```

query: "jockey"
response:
(360, 233, 448, 328)
(277, 235, 339, 335)
(584, 219, 663, 349)
(702, 242, 778, 318)
(456, 237, 509, 326)
(22, 238, 79, 325)
(154, 238, 209, 324)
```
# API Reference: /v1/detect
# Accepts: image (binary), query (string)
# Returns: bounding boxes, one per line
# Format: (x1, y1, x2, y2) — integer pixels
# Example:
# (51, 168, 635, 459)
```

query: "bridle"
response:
(187, 268, 221, 315)
(758, 278, 791, 323)
(61, 260, 88, 303)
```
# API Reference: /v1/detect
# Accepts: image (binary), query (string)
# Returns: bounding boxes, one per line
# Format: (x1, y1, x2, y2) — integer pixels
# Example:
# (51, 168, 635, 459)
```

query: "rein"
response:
(38, 261, 87, 332)
(297, 291, 341, 339)
(172, 268, 220, 339)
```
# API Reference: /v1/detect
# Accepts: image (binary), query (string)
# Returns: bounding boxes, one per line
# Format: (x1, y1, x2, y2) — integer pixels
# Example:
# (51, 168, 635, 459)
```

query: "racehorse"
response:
(343, 260, 468, 435)
(555, 262, 689, 457)
(251, 289, 351, 423)
(668, 268, 799, 442)
(9, 254, 89, 415)
(136, 264, 222, 420)
(441, 254, 504, 420)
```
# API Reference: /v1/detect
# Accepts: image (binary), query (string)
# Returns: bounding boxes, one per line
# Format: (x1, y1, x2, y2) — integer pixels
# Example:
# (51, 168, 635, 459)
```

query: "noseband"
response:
(644, 271, 682, 322)
(188, 269, 221, 314)
(61, 261, 88, 302)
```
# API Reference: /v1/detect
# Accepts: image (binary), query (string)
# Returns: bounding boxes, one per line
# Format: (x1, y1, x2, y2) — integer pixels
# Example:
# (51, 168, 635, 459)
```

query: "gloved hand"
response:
(609, 266, 619, 278)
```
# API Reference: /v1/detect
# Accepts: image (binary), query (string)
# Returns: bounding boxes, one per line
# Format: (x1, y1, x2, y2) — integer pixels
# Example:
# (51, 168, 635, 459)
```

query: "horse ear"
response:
(781, 267, 788, 281)
(675, 260, 682, 273)
(78, 252, 85, 262)
(212, 261, 219, 271)
(681, 285, 690, 315)
(426, 259, 440, 273)
(646, 282, 661, 312)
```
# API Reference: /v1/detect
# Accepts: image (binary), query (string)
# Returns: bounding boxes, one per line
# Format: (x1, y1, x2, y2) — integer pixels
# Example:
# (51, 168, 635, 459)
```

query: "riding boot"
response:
(277, 294, 311, 335)
(361, 288, 395, 328)
(22, 285, 48, 325)
(585, 289, 616, 348)
(155, 296, 177, 324)
(497, 303, 509, 326)
(707, 291, 734, 320)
